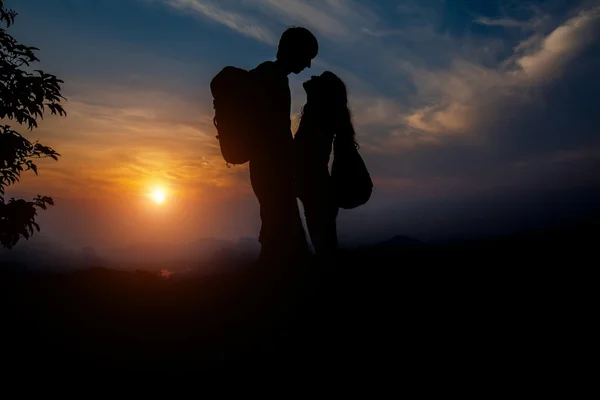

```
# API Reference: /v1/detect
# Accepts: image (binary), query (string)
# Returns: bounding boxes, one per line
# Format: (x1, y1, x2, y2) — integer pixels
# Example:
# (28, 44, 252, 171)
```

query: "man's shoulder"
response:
(251, 61, 287, 81)
(252, 61, 275, 73)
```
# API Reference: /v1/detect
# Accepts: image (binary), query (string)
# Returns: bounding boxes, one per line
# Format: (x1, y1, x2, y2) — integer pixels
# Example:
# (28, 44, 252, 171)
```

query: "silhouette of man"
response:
(249, 27, 318, 265)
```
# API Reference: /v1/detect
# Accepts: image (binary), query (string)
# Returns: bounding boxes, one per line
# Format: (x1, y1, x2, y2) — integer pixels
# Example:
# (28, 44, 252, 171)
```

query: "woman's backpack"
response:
(331, 139, 373, 209)
(210, 66, 258, 166)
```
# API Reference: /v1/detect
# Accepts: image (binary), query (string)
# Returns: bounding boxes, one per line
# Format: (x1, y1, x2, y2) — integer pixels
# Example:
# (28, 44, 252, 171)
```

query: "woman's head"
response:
(303, 71, 347, 106)
(301, 71, 357, 147)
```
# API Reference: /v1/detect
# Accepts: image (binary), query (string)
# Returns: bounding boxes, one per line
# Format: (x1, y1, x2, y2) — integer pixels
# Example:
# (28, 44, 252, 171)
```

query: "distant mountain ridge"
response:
(3, 219, 597, 272)
(0, 236, 261, 271)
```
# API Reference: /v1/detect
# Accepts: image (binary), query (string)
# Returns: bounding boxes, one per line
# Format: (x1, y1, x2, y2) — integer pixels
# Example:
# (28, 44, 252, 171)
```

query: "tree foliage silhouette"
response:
(0, 0, 66, 249)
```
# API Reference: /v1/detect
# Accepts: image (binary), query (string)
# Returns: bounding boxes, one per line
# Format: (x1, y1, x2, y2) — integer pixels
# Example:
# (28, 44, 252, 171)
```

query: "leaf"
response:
(0, 4, 65, 250)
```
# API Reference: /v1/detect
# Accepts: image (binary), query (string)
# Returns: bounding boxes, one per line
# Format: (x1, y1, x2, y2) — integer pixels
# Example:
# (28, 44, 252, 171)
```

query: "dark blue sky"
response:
(3, 0, 600, 249)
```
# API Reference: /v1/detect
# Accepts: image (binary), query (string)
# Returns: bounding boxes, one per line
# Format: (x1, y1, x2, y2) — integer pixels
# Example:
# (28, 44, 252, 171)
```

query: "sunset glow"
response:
(151, 188, 166, 204)
(5, 0, 599, 252)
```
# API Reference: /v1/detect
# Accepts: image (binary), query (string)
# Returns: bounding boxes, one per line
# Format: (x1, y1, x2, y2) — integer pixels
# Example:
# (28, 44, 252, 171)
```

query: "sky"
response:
(3, 0, 600, 251)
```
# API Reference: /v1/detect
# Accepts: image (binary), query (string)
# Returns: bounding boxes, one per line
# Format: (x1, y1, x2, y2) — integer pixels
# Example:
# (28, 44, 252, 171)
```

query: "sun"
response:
(151, 188, 166, 204)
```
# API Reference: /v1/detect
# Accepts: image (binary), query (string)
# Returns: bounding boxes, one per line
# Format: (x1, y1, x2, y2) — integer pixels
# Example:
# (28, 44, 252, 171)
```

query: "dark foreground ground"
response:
(1, 223, 596, 379)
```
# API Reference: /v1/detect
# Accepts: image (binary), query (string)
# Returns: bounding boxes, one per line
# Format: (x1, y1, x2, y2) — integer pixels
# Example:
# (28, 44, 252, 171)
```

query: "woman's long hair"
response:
(299, 71, 359, 149)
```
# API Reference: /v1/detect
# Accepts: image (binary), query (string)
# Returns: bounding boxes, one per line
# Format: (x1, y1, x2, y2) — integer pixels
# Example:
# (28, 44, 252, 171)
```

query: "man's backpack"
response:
(210, 66, 258, 166)
(331, 139, 373, 209)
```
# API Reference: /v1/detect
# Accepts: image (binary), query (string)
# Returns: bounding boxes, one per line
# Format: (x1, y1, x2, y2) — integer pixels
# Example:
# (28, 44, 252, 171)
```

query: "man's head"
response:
(276, 27, 318, 74)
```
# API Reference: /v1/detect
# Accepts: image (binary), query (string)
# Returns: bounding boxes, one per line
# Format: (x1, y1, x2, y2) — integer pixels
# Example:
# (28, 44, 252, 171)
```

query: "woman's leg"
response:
(302, 194, 338, 260)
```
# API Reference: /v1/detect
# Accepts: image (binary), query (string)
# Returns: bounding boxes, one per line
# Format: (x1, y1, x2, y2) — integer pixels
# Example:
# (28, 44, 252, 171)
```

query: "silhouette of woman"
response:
(294, 71, 358, 261)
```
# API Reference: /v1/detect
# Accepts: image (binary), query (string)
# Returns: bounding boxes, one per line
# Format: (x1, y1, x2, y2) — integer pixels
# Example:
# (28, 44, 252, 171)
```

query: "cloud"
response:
(138, 0, 600, 192)
(474, 17, 530, 29)
(252, 0, 377, 41)
(160, 0, 277, 44)
(302, 1, 600, 204)
(361, 28, 411, 37)
(158, 0, 379, 44)
(395, 5, 600, 138)
(510, 6, 600, 83)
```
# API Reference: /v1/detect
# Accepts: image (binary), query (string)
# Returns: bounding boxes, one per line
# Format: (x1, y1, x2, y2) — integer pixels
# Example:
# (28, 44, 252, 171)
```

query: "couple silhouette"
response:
(212, 27, 366, 267)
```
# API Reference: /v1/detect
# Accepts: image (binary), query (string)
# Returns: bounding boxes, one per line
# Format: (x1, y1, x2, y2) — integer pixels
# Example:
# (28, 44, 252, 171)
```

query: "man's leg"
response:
(250, 160, 309, 264)
(262, 194, 308, 260)
(257, 198, 280, 264)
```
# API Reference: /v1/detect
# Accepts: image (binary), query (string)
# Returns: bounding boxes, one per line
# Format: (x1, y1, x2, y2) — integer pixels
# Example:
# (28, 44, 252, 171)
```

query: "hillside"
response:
(1, 224, 596, 377)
